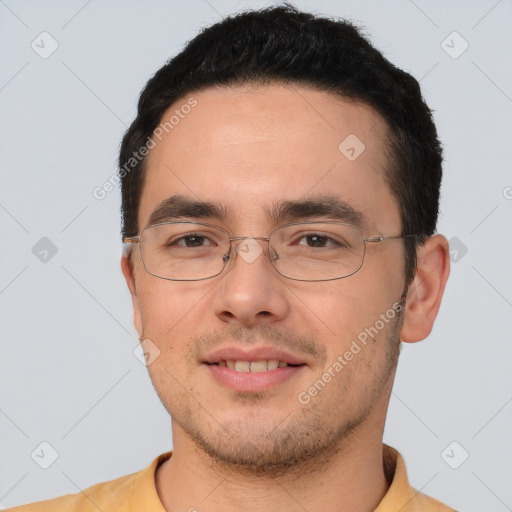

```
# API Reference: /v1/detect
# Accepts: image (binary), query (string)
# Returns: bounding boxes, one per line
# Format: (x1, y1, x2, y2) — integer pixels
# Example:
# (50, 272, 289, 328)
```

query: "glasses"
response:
(123, 220, 413, 282)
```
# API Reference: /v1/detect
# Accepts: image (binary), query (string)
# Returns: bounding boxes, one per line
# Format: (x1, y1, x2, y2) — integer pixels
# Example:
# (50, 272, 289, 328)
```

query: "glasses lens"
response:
(140, 222, 229, 280)
(269, 223, 365, 281)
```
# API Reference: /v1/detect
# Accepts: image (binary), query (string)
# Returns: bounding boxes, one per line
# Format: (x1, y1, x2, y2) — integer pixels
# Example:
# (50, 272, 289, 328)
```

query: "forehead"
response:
(139, 84, 399, 233)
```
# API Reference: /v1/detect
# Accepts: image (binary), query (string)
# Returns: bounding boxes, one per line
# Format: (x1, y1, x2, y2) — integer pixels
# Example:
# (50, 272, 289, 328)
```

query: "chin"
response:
(181, 408, 365, 476)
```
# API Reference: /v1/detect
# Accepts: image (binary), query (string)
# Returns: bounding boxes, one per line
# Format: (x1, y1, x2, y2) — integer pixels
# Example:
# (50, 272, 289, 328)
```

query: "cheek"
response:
(313, 277, 399, 336)
(139, 283, 206, 397)
(308, 259, 403, 369)
(137, 278, 207, 353)
(309, 283, 402, 393)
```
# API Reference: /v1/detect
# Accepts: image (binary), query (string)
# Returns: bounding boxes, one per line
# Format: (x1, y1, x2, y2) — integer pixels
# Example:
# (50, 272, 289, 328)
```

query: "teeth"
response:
(219, 359, 289, 372)
(267, 359, 279, 370)
(235, 360, 250, 372)
(250, 361, 267, 373)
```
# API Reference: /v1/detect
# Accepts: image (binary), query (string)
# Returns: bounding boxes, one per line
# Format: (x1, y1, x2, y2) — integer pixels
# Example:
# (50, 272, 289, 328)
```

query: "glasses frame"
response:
(123, 220, 416, 282)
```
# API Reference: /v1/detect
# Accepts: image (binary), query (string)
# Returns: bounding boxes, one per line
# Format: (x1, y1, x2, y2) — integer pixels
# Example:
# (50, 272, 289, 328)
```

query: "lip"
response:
(202, 346, 306, 366)
(202, 346, 307, 393)
(204, 363, 305, 392)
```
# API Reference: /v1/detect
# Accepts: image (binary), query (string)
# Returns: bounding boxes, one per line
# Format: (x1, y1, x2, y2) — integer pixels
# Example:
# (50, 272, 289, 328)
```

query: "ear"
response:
(400, 234, 450, 343)
(121, 253, 143, 338)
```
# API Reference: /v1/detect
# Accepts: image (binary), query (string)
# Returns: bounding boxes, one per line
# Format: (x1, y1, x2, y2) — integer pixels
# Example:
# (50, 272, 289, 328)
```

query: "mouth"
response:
(202, 347, 307, 392)
(208, 359, 303, 372)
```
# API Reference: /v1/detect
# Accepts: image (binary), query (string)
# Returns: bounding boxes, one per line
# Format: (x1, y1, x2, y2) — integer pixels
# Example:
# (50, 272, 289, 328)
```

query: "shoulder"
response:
(409, 489, 458, 511)
(5, 452, 171, 512)
(381, 445, 457, 512)
(5, 472, 135, 512)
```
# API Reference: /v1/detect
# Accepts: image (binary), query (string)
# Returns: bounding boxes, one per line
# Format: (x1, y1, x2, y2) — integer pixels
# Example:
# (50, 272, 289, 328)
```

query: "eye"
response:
(295, 233, 345, 248)
(169, 233, 217, 248)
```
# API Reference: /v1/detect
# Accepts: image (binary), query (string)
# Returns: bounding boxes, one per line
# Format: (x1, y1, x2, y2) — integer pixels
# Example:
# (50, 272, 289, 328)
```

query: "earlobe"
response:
(121, 254, 143, 337)
(400, 234, 450, 343)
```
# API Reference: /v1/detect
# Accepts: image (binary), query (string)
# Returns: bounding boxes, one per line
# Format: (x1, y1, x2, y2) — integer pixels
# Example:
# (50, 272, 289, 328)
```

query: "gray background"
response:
(1, 0, 511, 510)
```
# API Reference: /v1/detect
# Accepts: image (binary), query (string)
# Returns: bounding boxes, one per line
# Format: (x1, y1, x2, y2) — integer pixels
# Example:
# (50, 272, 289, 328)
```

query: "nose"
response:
(212, 237, 289, 328)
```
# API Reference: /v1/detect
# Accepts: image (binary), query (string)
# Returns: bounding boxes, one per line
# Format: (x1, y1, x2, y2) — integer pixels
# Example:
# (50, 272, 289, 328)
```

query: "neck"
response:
(156, 418, 390, 512)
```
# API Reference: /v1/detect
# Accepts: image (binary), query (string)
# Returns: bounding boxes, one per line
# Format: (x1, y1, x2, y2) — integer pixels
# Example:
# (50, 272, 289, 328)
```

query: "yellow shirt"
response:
(6, 445, 456, 511)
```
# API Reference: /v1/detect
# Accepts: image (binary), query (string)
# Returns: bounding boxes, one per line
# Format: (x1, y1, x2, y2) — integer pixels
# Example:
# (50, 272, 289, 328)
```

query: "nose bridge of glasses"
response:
(224, 235, 279, 266)
(229, 236, 270, 242)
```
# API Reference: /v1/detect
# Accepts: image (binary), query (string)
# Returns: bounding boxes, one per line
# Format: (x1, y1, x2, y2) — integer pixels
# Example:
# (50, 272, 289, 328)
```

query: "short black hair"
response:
(119, 3, 442, 285)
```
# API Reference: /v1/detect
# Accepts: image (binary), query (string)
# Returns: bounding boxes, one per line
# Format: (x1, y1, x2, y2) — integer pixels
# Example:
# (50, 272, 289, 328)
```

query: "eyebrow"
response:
(146, 194, 367, 230)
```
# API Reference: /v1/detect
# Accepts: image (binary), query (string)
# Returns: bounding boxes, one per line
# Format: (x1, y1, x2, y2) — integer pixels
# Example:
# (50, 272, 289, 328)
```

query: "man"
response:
(9, 4, 454, 511)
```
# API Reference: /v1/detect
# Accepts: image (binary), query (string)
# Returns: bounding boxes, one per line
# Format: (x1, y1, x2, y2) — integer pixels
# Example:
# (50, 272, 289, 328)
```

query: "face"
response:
(123, 84, 409, 473)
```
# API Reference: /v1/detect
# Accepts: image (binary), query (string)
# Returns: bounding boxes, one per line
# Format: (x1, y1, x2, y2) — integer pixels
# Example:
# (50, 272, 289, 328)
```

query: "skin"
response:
(121, 84, 450, 512)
